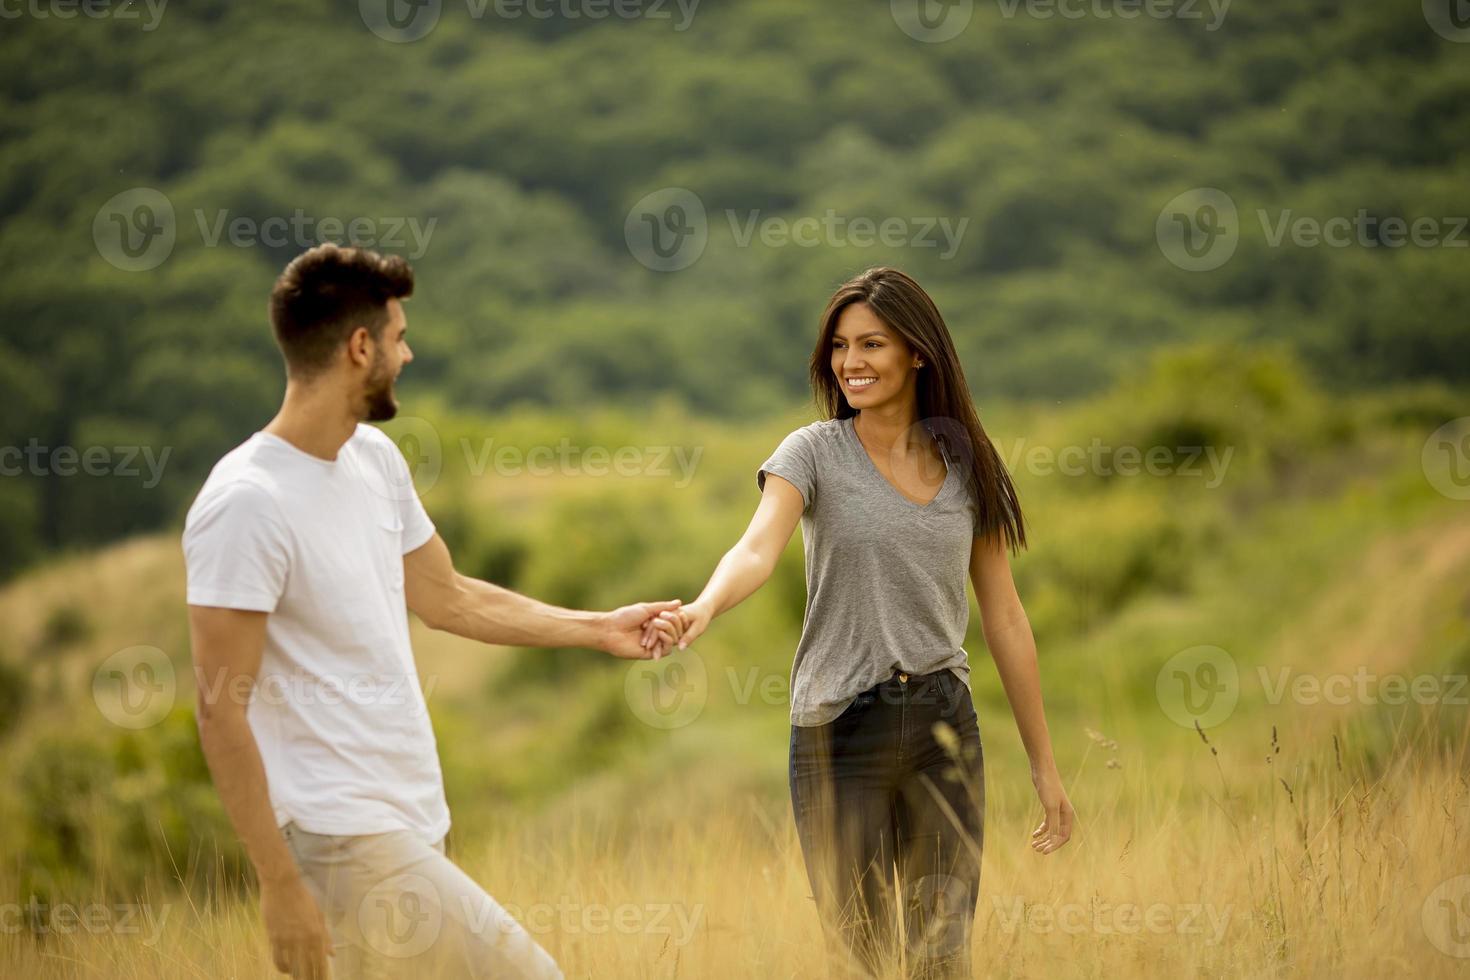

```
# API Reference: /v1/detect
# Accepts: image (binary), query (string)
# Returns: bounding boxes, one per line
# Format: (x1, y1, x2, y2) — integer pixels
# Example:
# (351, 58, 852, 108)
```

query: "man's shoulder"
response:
(350, 422, 398, 451)
(187, 438, 286, 526)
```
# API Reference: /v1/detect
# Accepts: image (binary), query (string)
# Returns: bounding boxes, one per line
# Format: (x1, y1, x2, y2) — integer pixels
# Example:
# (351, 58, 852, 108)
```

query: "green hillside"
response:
(3, 0, 1469, 577)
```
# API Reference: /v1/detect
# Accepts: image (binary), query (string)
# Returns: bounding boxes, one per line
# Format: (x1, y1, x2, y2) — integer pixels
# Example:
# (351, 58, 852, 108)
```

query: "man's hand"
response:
(603, 599, 684, 659)
(261, 874, 332, 980)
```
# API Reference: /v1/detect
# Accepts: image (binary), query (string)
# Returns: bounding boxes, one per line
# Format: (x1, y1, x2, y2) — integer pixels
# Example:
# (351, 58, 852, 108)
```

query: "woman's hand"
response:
(1029, 764, 1076, 854)
(673, 600, 714, 650)
(637, 599, 712, 655)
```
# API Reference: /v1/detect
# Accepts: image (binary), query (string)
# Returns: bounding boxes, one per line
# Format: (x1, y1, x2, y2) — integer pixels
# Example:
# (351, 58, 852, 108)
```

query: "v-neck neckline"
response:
(843, 415, 956, 511)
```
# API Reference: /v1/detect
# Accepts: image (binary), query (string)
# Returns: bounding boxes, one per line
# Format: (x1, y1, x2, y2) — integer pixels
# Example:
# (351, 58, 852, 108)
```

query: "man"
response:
(183, 244, 683, 980)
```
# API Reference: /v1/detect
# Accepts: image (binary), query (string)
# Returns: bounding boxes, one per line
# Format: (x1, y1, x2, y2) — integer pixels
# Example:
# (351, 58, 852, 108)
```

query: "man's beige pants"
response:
(282, 822, 563, 979)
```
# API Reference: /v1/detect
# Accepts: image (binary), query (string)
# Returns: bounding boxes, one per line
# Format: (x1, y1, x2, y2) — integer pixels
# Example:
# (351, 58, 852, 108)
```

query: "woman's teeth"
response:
(847, 377, 877, 388)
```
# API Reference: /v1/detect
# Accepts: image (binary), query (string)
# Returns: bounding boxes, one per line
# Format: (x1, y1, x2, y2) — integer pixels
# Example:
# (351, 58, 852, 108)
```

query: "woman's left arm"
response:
(969, 532, 1076, 854)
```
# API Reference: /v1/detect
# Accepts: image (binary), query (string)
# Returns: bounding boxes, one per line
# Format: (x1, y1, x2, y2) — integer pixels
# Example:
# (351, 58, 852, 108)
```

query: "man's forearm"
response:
(197, 709, 302, 888)
(439, 574, 607, 650)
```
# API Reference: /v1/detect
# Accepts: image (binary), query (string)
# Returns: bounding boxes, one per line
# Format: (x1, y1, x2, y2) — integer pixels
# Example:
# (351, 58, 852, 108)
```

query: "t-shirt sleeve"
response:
(757, 426, 818, 510)
(183, 481, 290, 612)
(393, 456, 436, 554)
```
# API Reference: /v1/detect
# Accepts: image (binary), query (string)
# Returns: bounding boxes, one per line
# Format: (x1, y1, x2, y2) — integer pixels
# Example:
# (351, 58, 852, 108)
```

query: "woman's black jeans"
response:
(790, 668, 984, 979)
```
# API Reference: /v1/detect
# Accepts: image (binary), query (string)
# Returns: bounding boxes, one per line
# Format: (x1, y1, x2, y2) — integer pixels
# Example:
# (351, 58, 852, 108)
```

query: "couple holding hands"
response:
(183, 243, 1074, 980)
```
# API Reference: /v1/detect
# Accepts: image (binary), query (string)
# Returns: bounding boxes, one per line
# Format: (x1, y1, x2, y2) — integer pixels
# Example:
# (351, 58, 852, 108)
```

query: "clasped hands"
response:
(603, 598, 715, 660)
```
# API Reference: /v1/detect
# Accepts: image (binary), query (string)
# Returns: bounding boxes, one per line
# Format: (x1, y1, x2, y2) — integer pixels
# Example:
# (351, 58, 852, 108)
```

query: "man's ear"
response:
(345, 324, 373, 367)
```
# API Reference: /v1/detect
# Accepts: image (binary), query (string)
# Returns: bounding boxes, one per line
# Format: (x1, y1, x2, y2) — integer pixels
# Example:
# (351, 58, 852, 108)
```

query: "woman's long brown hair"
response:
(809, 267, 1027, 553)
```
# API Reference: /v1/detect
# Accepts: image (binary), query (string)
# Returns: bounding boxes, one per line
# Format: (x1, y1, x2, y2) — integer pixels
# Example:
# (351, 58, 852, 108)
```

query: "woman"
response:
(666, 267, 1075, 977)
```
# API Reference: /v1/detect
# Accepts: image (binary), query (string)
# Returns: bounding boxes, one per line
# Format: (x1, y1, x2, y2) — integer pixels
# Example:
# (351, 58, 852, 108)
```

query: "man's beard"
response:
(363, 351, 398, 422)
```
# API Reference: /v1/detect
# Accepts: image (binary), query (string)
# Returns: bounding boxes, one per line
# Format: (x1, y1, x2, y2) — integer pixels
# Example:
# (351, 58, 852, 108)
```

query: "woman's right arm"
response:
(675, 474, 805, 649)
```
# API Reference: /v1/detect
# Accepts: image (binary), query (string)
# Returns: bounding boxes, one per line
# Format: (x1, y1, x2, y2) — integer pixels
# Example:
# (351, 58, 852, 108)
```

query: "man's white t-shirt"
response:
(183, 423, 449, 842)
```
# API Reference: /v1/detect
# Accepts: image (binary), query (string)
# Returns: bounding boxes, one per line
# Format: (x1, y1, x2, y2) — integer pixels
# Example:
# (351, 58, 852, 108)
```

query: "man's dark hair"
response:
(268, 244, 414, 376)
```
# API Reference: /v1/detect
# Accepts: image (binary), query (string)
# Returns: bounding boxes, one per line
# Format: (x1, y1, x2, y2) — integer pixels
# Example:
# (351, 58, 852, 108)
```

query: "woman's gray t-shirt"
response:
(758, 416, 980, 727)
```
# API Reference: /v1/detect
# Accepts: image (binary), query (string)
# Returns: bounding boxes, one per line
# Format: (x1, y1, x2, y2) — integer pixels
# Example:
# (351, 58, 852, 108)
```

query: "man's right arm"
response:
(188, 604, 332, 980)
